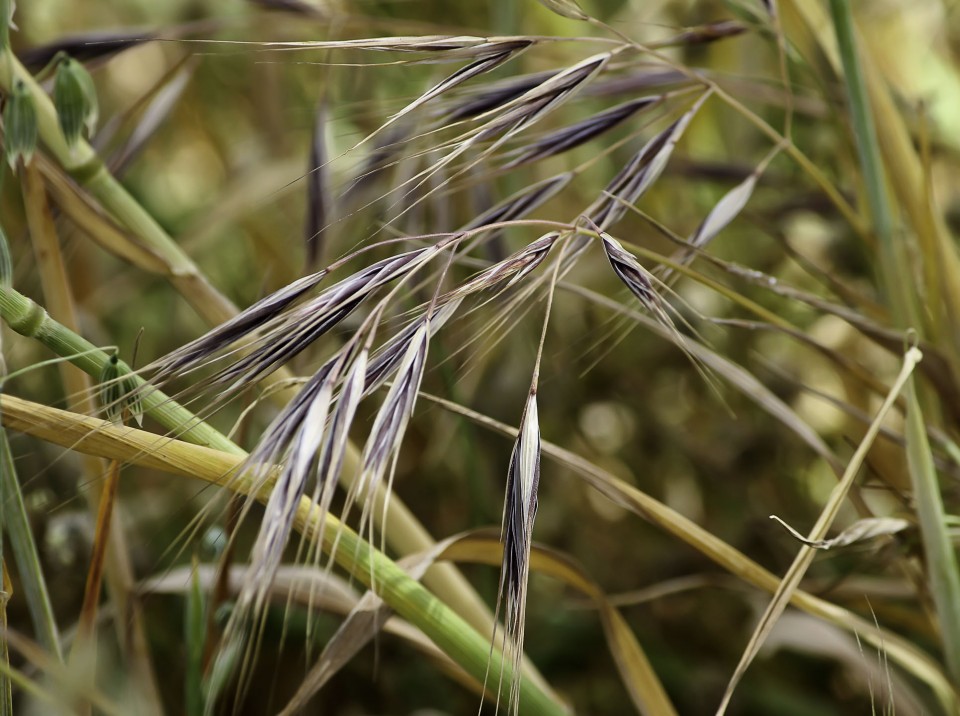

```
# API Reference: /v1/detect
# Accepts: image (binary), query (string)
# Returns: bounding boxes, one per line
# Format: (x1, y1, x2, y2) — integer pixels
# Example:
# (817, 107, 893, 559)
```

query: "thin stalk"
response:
(0, 235, 10, 715)
(185, 555, 205, 716)
(0, 239, 59, 661)
(21, 162, 162, 712)
(829, 0, 960, 685)
(0, 285, 568, 715)
(0, 0, 8, 51)
(0, 424, 60, 658)
(0, 559, 9, 716)
(710, 86, 868, 239)
(786, 0, 960, 352)
(827, 0, 914, 328)
(716, 347, 922, 714)
(0, 285, 248, 457)
(904, 376, 960, 684)
(69, 457, 121, 716)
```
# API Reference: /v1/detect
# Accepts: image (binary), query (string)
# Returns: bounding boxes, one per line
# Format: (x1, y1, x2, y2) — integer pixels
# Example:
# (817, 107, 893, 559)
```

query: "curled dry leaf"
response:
(770, 515, 912, 550)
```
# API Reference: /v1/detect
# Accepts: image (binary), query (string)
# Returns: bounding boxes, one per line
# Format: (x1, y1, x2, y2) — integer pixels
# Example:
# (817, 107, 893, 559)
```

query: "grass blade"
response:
(0, 422, 60, 659)
(0, 561, 10, 716)
(185, 555, 205, 716)
(904, 377, 960, 683)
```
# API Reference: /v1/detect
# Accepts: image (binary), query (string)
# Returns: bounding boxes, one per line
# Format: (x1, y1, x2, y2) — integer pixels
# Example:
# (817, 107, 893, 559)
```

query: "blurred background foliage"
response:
(3, 0, 960, 714)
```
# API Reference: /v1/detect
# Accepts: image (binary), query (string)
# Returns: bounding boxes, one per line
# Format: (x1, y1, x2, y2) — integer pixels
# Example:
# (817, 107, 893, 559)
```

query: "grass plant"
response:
(2, 1, 960, 714)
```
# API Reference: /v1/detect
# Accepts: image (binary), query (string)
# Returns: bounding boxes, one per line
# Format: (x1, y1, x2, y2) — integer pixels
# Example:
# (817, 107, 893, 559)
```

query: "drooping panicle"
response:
(659, 150, 769, 283)
(106, 59, 196, 175)
(450, 232, 560, 300)
(247, 35, 533, 58)
(689, 173, 757, 253)
(18, 27, 163, 70)
(241, 360, 339, 598)
(659, 19, 747, 47)
(341, 123, 411, 203)
(202, 356, 346, 710)
(536, 0, 589, 20)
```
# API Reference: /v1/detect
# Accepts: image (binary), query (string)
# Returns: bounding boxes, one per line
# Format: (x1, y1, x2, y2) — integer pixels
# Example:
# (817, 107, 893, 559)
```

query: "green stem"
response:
(827, 0, 915, 327)
(0, 0, 8, 51)
(904, 378, 960, 684)
(185, 557, 205, 716)
(0, 285, 567, 716)
(0, 425, 61, 659)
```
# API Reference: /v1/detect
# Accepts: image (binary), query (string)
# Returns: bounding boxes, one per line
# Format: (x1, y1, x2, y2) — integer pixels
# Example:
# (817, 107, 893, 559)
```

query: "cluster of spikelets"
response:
(93, 17, 776, 711)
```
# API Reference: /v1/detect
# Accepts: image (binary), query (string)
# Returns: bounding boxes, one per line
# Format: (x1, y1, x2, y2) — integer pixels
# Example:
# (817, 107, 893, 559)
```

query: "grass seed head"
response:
(495, 390, 542, 715)
(53, 54, 98, 147)
(3, 79, 38, 169)
(505, 96, 661, 169)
